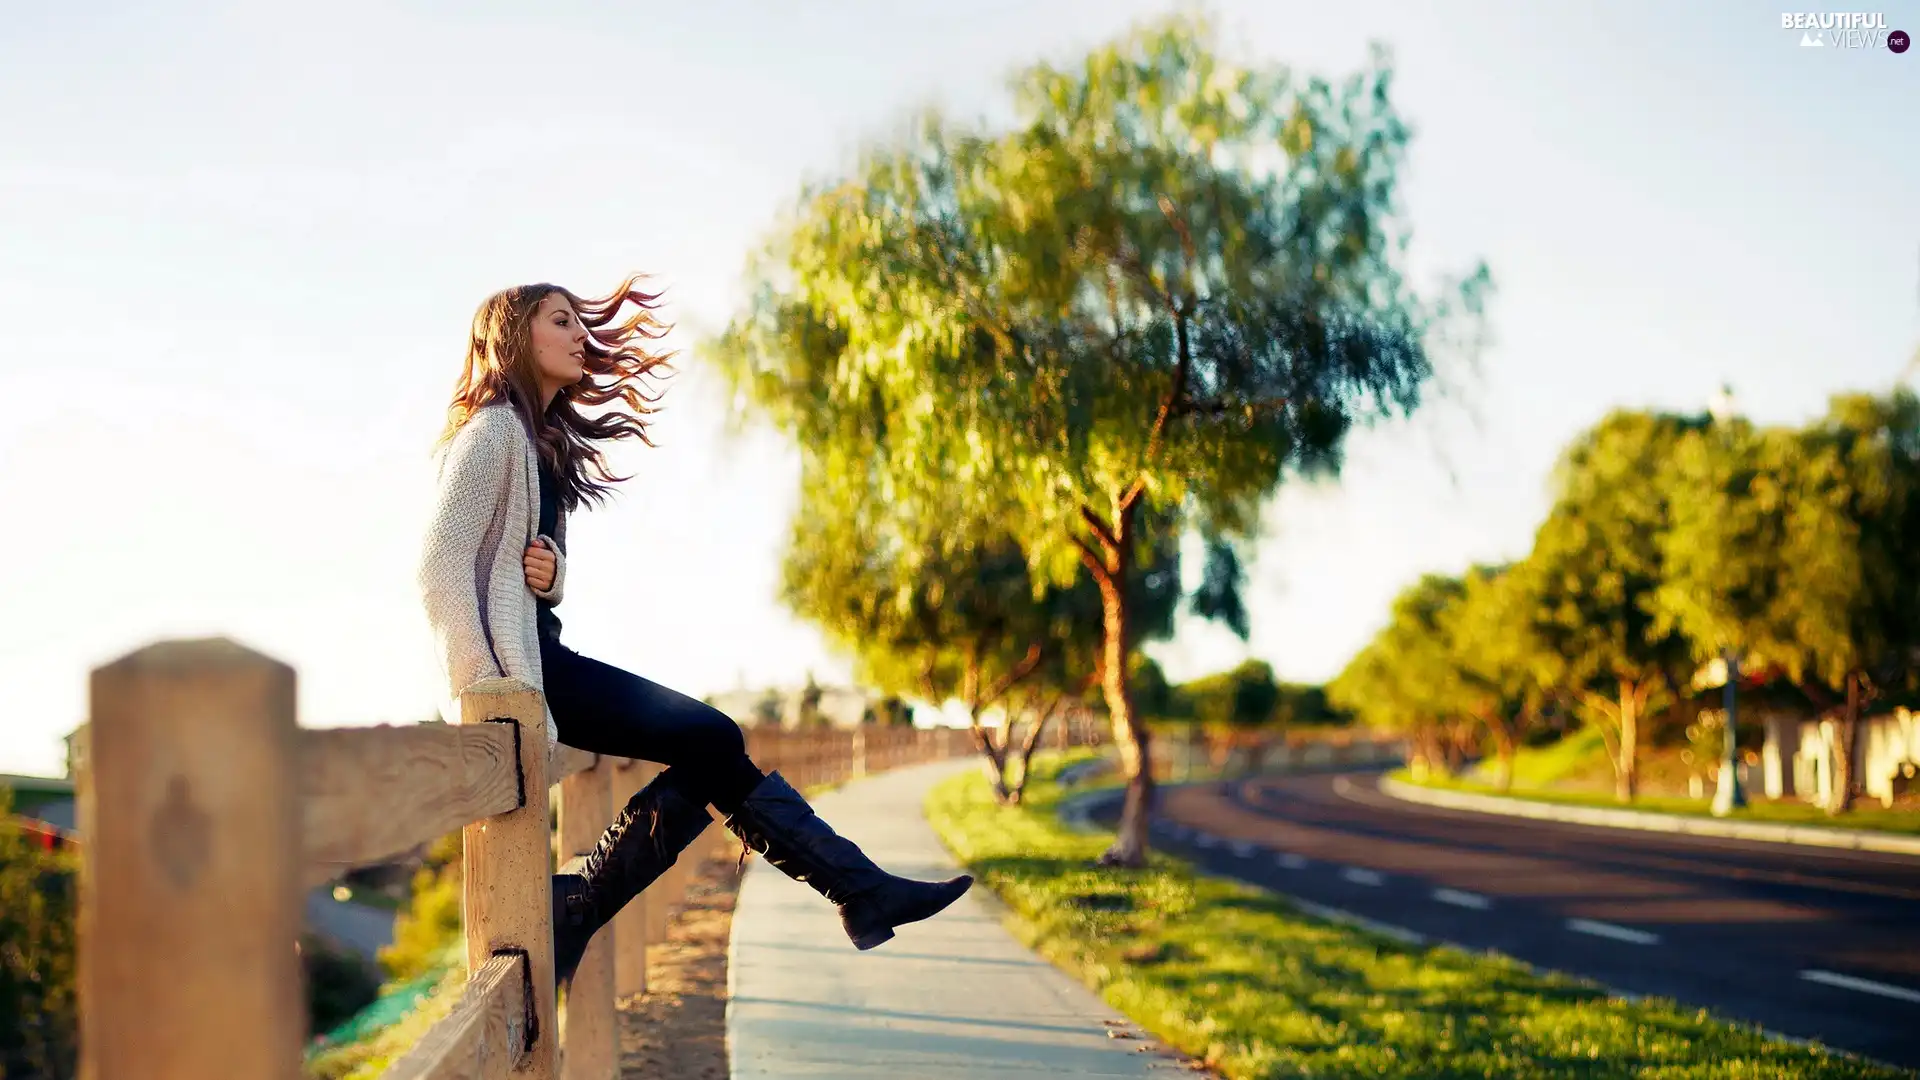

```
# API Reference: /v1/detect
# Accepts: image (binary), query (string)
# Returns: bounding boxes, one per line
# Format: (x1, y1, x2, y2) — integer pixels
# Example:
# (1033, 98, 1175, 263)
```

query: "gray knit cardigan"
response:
(417, 402, 567, 742)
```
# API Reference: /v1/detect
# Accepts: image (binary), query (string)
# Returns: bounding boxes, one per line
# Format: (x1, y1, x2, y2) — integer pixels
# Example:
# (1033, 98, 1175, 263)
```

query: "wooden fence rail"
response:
(75, 637, 971, 1079)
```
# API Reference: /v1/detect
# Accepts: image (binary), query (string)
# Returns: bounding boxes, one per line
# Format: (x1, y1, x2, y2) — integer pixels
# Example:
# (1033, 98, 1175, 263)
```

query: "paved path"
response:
(727, 760, 1179, 1079)
(1142, 769, 1920, 1070)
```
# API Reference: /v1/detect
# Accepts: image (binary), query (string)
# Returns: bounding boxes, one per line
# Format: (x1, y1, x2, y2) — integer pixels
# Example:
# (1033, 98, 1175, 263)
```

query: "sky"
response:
(1, 1, 1915, 777)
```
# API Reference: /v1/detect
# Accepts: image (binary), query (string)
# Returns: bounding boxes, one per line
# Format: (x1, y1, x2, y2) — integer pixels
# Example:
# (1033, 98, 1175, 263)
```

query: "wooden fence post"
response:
(558, 759, 617, 1080)
(80, 638, 303, 1080)
(460, 678, 557, 1079)
(609, 759, 649, 1000)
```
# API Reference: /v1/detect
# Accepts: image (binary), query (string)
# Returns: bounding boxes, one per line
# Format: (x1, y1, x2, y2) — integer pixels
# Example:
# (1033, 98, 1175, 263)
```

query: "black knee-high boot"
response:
(551, 768, 713, 987)
(722, 771, 972, 951)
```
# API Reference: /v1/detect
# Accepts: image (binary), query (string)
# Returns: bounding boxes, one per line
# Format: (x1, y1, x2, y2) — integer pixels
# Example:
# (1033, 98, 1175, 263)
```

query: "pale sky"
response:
(2, 1, 1914, 777)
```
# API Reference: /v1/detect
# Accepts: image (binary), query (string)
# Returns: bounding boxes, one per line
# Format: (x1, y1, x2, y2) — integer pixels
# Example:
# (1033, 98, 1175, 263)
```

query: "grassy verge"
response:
(926, 754, 1906, 1079)
(1399, 770, 1920, 838)
(304, 942, 464, 1079)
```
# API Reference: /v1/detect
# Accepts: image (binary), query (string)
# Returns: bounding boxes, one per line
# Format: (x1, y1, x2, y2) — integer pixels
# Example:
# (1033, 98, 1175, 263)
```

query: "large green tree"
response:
(1443, 562, 1552, 792)
(1752, 393, 1920, 812)
(1526, 410, 1704, 800)
(713, 15, 1488, 864)
(1329, 573, 1471, 777)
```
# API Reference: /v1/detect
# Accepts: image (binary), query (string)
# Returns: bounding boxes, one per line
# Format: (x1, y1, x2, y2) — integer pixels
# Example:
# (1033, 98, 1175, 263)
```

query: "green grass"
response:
(1408, 768, 1920, 839)
(1503, 726, 1612, 789)
(925, 754, 1910, 1079)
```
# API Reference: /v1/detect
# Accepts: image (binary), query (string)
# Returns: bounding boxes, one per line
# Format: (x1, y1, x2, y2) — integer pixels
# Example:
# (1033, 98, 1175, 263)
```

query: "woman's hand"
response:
(524, 540, 558, 594)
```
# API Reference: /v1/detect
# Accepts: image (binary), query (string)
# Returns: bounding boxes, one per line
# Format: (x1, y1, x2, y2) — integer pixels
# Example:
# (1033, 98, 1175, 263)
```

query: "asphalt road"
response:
(1108, 769, 1920, 1071)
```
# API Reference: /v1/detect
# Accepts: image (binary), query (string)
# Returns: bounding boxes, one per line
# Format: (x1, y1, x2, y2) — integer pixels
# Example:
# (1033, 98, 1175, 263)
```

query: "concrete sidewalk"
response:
(726, 760, 1181, 1079)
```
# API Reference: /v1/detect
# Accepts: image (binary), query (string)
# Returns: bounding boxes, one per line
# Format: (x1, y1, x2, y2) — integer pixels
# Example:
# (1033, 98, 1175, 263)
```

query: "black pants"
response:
(540, 636, 765, 814)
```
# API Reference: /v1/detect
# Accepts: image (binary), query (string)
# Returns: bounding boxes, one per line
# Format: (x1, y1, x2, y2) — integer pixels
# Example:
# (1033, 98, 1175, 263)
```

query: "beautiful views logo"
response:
(1780, 12, 1910, 51)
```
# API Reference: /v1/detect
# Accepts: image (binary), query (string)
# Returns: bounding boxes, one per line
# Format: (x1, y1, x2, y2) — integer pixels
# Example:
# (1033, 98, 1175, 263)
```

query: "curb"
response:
(1379, 776, 1920, 858)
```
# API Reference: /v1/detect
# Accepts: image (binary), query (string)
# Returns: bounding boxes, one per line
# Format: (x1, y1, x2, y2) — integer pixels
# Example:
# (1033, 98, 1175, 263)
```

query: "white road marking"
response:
(1340, 867, 1385, 886)
(1432, 888, 1491, 910)
(1800, 969, 1920, 1005)
(1277, 853, 1309, 870)
(1566, 918, 1659, 945)
(1289, 896, 1426, 946)
(1229, 841, 1257, 857)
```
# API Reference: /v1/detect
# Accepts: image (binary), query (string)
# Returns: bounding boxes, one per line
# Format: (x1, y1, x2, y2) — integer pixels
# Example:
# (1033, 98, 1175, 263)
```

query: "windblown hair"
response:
(438, 275, 675, 510)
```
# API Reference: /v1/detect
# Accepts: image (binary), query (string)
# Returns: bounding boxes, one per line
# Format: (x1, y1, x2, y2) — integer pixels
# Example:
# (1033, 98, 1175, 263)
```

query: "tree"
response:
(1443, 563, 1549, 792)
(798, 671, 827, 729)
(1526, 410, 1703, 801)
(0, 790, 78, 1079)
(1328, 574, 1470, 777)
(713, 14, 1488, 865)
(752, 689, 783, 729)
(780, 453, 1187, 802)
(1759, 393, 1920, 812)
(1177, 660, 1283, 772)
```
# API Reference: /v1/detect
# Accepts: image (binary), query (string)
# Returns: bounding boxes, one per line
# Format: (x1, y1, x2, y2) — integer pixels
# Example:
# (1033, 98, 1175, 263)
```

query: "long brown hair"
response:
(438, 275, 675, 510)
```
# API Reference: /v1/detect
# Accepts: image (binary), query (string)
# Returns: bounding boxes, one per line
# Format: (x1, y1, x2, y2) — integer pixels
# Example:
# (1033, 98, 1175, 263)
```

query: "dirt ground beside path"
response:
(617, 849, 744, 1080)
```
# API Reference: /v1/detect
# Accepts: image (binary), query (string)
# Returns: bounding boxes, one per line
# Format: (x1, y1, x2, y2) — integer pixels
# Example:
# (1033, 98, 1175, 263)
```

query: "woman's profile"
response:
(417, 277, 972, 986)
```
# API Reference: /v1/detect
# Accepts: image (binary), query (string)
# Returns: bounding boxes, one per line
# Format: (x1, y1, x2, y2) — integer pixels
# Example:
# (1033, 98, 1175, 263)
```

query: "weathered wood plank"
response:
(558, 763, 617, 1080)
(80, 637, 303, 1080)
(299, 724, 521, 888)
(460, 678, 558, 1078)
(550, 742, 596, 782)
(384, 952, 530, 1080)
(609, 759, 650, 999)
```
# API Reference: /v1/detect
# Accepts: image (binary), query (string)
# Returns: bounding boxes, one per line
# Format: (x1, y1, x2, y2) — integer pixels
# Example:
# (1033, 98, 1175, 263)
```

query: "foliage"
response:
(0, 791, 78, 1080)
(1178, 660, 1281, 732)
(300, 933, 383, 1037)
(1338, 389, 1920, 813)
(377, 831, 463, 985)
(925, 758, 1897, 1079)
(1328, 573, 1470, 775)
(713, 11, 1488, 863)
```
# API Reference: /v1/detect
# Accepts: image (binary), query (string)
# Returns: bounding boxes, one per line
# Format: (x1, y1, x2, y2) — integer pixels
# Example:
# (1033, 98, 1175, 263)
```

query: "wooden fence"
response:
(73, 637, 971, 1079)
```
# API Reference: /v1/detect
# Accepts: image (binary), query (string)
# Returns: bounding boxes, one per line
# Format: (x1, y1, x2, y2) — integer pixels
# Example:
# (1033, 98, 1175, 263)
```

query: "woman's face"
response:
(528, 292, 588, 398)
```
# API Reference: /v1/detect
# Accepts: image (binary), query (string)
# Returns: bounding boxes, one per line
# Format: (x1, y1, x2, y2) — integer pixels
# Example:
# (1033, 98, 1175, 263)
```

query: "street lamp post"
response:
(1709, 383, 1748, 817)
(1712, 648, 1747, 814)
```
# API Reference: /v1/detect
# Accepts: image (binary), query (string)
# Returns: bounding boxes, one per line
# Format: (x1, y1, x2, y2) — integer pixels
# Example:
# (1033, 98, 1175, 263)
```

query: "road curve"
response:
(1123, 769, 1920, 1071)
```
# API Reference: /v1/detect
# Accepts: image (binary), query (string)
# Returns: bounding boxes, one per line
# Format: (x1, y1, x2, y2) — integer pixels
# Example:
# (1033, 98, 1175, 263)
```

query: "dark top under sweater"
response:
(536, 460, 563, 643)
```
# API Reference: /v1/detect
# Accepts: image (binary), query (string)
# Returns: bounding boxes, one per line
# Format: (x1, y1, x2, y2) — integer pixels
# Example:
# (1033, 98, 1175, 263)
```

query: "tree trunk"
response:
(1487, 716, 1516, 794)
(968, 717, 1016, 803)
(1616, 681, 1640, 802)
(1409, 721, 1443, 780)
(1441, 719, 1469, 776)
(1092, 533, 1152, 868)
(1828, 674, 1862, 816)
(1004, 696, 1061, 805)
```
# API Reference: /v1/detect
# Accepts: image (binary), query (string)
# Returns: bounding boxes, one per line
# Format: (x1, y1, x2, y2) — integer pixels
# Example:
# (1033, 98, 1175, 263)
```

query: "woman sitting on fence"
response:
(416, 277, 972, 986)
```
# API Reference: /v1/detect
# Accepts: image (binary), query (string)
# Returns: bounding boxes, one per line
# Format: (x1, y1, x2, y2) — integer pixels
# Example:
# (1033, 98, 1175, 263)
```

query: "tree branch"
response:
(1142, 301, 1193, 467)
(1070, 533, 1111, 585)
(963, 641, 982, 718)
(1173, 396, 1290, 419)
(1078, 505, 1120, 556)
(981, 642, 1047, 711)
